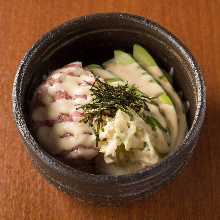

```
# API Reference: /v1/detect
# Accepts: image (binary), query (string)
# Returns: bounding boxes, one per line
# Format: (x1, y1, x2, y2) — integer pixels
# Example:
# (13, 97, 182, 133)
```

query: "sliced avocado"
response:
(104, 50, 173, 106)
(159, 93, 173, 105)
(87, 64, 102, 69)
(87, 64, 123, 86)
(114, 50, 135, 65)
(133, 44, 157, 67)
(87, 64, 120, 81)
(103, 50, 178, 147)
(133, 44, 187, 147)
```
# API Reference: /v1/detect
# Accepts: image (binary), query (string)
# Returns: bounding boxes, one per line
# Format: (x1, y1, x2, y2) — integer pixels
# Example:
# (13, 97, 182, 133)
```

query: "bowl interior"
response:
(19, 14, 199, 174)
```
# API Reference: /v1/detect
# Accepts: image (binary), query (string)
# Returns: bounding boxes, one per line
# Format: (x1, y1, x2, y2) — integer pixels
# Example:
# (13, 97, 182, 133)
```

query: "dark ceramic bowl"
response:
(12, 13, 206, 205)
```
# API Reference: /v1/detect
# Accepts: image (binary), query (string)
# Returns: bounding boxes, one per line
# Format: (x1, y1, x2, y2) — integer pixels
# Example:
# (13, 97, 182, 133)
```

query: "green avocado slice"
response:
(103, 50, 178, 148)
(133, 44, 187, 146)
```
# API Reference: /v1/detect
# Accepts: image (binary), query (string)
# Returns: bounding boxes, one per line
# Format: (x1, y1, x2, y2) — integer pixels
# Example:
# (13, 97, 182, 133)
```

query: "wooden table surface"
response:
(0, 0, 219, 219)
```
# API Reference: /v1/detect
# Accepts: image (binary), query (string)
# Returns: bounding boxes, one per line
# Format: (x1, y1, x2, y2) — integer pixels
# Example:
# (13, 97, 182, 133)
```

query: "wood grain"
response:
(0, 0, 219, 219)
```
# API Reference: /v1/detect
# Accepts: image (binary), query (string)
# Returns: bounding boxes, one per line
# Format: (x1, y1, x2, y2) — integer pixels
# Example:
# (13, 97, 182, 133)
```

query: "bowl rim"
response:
(12, 12, 206, 184)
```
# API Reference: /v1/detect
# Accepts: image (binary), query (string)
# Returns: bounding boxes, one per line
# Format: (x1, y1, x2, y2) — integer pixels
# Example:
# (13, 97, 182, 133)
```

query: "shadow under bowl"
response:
(12, 13, 206, 206)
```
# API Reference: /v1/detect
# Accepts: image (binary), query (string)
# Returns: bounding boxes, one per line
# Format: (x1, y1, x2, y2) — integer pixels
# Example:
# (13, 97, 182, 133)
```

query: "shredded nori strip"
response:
(79, 77, 167, 144)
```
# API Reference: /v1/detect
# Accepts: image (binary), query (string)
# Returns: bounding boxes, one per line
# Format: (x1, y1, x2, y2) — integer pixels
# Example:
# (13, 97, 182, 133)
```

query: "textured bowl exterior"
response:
(12, 13, 206, 206)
